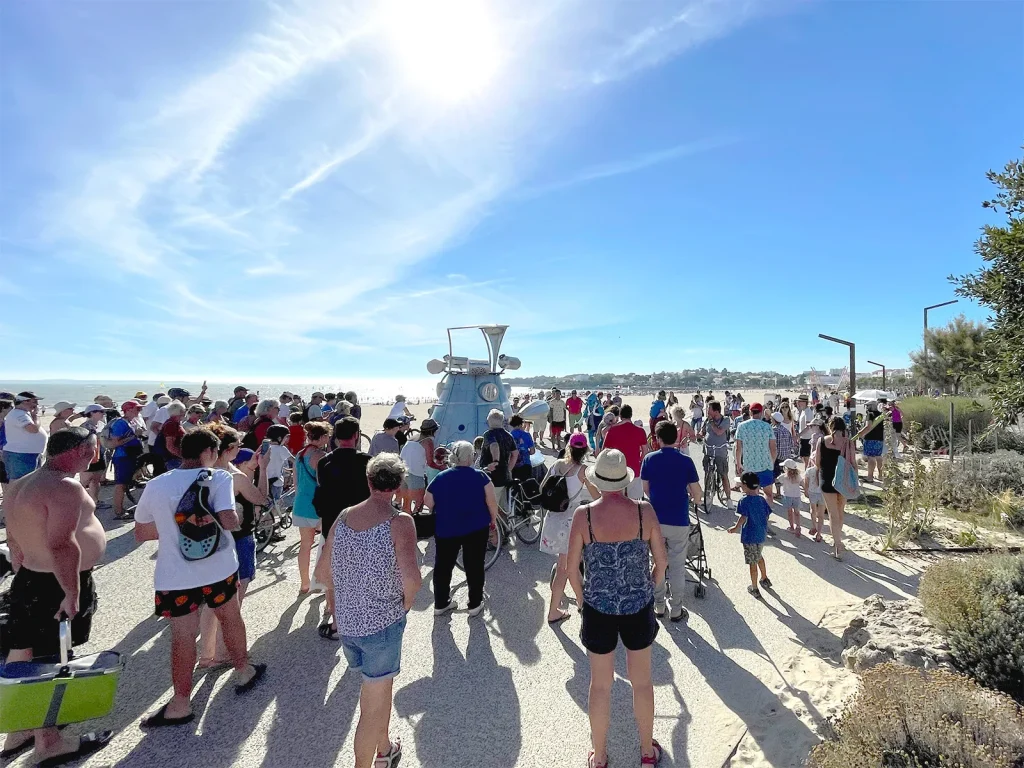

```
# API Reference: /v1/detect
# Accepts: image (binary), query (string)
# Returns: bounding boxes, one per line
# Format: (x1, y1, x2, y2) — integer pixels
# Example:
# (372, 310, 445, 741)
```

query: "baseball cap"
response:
(750, 402, 764, 412)
(231, 448, 255, 466)
(772, 412, 785, 424)
(188, 404, 207, 414)
(156, 395, 171, 406)
(134, 391, 149, 401)
(122, 399, 142, 411)
(82, 404, 106, 415)
(568, 433, 588, 449)
(783, 458, 801, 470)
(741, 472, 761, 490)
(52, 401, 76, 413)
(383, 418, 401, 429)
(233, 386, 248, 394)
(14, 391, 41, 403)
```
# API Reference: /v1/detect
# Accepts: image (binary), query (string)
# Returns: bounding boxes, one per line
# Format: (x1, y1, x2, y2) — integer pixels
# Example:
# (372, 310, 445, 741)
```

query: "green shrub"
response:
(807, 663, 1024, 768)
(926, 454, 1024, 526)
(920, 555, 1024, 701)
(900, 396, 1022, 453)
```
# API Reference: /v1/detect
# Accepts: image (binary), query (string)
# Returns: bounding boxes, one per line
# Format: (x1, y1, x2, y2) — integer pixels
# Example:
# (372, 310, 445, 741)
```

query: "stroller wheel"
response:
(695, 584, 706, 599)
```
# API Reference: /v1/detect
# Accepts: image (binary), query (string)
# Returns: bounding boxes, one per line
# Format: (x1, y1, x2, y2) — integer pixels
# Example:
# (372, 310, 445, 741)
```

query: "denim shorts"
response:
(341, 614, 407, 682)
(807, 491, 824, 506)
(2, 451, 40, 482)
(235, 535, 256, 582)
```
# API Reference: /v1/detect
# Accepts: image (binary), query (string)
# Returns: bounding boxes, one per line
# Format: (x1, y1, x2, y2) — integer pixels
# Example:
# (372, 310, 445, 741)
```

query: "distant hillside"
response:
(505, 369, 803, 391)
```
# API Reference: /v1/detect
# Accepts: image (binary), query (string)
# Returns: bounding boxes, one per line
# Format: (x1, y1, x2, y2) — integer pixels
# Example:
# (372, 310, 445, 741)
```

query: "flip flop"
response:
(0, 735, 34, 759)
(587, 751, 608, 768)
(37, 731, 112, 767)
(235, 662, 267, 695)
(141, 703, 195, 728)
(641, 739, 664, 766)
(318, 622, 338, 641)
(547, 610, 571, 625)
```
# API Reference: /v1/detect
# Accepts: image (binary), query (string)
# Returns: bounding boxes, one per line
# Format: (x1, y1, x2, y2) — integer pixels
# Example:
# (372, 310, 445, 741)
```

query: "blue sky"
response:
(1, 0, 1020, 381)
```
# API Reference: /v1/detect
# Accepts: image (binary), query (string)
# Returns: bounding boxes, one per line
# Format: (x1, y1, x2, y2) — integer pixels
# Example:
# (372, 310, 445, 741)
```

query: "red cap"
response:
(750, 402, 763, 412)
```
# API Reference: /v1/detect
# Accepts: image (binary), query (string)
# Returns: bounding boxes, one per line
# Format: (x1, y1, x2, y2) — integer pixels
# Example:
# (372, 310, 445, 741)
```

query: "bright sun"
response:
(385, 0, 501, 103)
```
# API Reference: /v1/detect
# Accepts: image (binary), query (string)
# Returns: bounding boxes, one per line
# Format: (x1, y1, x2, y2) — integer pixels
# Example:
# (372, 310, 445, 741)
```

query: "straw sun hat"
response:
(586, 449, 634, 492)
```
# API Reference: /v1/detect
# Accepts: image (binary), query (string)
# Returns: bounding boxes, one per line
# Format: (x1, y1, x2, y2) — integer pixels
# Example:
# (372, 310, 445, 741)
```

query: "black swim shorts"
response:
(6, 568, 97, 659)
(154, 573, 238, 618)
(580, 600, 658, 655)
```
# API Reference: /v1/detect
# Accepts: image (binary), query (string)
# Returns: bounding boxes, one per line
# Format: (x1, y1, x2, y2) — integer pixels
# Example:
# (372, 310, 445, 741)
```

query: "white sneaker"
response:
(467, 602, 485, 617)
(654, 600, 667, 618)
(434, 601, 457, 616)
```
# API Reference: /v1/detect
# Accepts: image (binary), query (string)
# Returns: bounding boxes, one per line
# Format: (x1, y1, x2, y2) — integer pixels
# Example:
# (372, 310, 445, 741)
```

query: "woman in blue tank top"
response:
(566, 449, 668, 768)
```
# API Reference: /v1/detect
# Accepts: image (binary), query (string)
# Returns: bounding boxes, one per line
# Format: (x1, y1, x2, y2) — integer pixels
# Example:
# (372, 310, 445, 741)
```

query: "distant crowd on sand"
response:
(1, 381, 904, 767)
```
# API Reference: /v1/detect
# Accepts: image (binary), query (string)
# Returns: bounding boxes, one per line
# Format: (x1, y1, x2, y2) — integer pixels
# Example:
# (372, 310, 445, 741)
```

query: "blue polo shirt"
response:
(640, 447, 699, 527)
(232, 405, 251, 424)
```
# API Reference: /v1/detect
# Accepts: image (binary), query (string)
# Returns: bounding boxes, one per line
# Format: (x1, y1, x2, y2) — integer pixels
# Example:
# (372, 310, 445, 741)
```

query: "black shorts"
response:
(0, 458, 8, 484)
(893, 422, 903, 434)
(511, 464, 533, 483)
(580, 600, 658, 655)
(6, 568, 97, 659)
(799, 438, 812, 458)
(154, 573, 238, 618)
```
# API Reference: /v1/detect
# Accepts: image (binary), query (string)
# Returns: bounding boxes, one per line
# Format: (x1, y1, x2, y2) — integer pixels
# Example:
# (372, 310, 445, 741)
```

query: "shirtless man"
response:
(2, 427, 112, 764)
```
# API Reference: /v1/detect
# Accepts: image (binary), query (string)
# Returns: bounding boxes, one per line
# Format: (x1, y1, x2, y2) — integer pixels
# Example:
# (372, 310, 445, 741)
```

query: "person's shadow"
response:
(668, 625, 817, 767)
(394, 618, 522, 768)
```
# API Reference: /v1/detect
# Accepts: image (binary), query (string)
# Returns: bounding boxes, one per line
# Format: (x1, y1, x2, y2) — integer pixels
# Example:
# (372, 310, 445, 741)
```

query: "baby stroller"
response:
(686, 501, 711, 598)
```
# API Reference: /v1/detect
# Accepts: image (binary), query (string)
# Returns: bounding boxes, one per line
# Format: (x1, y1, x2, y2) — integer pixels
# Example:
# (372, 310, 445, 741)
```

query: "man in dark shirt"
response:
(313, 417, 371, 539)
(311, 417, 371, 639)
(482, 409, 518, 513)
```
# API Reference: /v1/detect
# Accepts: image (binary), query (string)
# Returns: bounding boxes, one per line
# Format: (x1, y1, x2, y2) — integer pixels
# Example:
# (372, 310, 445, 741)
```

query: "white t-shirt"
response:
(134, 468, 238, 590)
(691, 405, 704, 420)
(267, 444, 293, 484)
(400, 439, 427, 476)
(805, 466, 822, 495)
(781, 476, 803, 499)
(3, 409, 47, 454)
(140, 401, 159, 424)
(387, 401, 408, 420)
(798, 409, 819, 440)
(147, 405, 169, 446)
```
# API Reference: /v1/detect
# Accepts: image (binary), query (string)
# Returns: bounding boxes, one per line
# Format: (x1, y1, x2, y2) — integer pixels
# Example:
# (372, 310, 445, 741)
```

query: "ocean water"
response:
(1, 378, 445, 410)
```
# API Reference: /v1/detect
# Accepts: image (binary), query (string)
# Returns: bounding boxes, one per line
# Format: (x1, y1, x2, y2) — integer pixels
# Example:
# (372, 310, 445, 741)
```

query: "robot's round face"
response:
(479, 383, 499, 402)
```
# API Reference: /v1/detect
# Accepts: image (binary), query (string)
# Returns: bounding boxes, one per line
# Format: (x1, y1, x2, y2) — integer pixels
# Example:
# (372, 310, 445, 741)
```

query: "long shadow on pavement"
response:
(394, 618, 522, 768)
(668, 627, 817, 768)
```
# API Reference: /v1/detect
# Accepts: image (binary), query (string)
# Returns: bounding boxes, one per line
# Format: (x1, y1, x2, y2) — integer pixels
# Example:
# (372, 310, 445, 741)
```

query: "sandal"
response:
(641, 739, 663, 766)
(37, 731, 112, 767)
(374, 737, 402, 767)
(141, 703, 195, 728)
(318, 621, 338, 641)
(588, 751, 609, 768)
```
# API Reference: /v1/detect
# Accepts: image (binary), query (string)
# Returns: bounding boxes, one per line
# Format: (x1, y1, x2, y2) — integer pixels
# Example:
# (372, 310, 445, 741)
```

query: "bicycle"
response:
(455, 479, 543, 572)
(254, 488, 294, 555)
(701, 442, 731, 513)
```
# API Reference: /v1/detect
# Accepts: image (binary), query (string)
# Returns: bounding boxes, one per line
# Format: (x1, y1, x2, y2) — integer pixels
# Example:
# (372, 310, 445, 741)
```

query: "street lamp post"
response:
(923, 300, 959, 362)
(867, 360, 886, 392)
(819, 334, 856, 400)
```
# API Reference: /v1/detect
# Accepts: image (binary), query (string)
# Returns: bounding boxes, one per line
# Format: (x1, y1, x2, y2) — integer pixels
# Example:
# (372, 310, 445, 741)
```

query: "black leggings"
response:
(433, 526, 490, 610)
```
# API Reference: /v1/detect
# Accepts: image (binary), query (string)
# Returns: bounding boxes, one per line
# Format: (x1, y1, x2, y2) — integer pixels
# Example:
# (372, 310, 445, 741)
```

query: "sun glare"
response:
(385, 0, 501, 102)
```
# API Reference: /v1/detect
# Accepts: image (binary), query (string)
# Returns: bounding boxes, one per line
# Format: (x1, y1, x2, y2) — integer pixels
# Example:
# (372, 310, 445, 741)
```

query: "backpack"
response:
(100, 418, 121, 451)
(539, 472, 570, 512)
(241, 416, 272, 450)
(174, 469, 224, 561)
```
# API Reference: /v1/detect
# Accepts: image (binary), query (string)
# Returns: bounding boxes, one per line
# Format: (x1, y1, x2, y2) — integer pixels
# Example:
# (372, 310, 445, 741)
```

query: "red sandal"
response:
(588, 750, 608, 768)
(641, 739, 663, 766)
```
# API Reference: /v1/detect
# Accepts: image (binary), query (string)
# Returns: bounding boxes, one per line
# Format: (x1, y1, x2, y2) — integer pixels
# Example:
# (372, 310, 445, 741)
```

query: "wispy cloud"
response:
(522, 137, 735, 197)
(6, 0, 778, 374)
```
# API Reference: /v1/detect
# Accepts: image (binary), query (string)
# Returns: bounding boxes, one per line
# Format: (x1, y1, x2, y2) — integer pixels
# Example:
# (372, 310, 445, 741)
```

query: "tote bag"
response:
(833, 438, 861, 500)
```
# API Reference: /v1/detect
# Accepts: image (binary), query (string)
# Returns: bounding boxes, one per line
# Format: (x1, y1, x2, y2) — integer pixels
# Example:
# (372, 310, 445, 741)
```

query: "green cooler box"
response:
(0, 620, 123, 732)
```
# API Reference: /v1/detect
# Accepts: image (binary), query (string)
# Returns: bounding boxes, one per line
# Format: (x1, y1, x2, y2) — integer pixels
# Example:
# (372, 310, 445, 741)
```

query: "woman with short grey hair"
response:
(424, 440, 499, 617)
(315, 452, 421, 768)
(247, 399, 281, 446)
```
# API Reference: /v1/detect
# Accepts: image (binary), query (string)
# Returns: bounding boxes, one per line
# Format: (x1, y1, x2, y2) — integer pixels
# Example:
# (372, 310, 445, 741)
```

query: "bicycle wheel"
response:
(515, 507, 542, 545)
(455, 527, 503, 571)
(254, 507, 276, 553)
(716, 470, 730, 505)
(702, 457, 715, 512)
(359, 433, 372, 452)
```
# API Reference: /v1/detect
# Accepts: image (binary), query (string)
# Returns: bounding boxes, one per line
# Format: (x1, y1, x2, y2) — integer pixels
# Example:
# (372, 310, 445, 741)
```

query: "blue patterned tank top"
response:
(582, 502, 655, 615)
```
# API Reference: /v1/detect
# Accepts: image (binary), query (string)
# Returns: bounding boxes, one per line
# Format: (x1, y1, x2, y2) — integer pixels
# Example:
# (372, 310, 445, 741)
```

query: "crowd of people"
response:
(0, 381, 901, 767)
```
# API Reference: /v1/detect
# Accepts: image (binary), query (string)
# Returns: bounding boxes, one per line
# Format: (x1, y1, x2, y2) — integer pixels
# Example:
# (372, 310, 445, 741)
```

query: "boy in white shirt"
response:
(263, 424, 293, 500)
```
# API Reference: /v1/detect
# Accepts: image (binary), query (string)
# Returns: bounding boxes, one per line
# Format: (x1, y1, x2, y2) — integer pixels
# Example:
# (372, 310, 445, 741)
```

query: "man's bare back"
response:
(6, 467, 106, 574)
